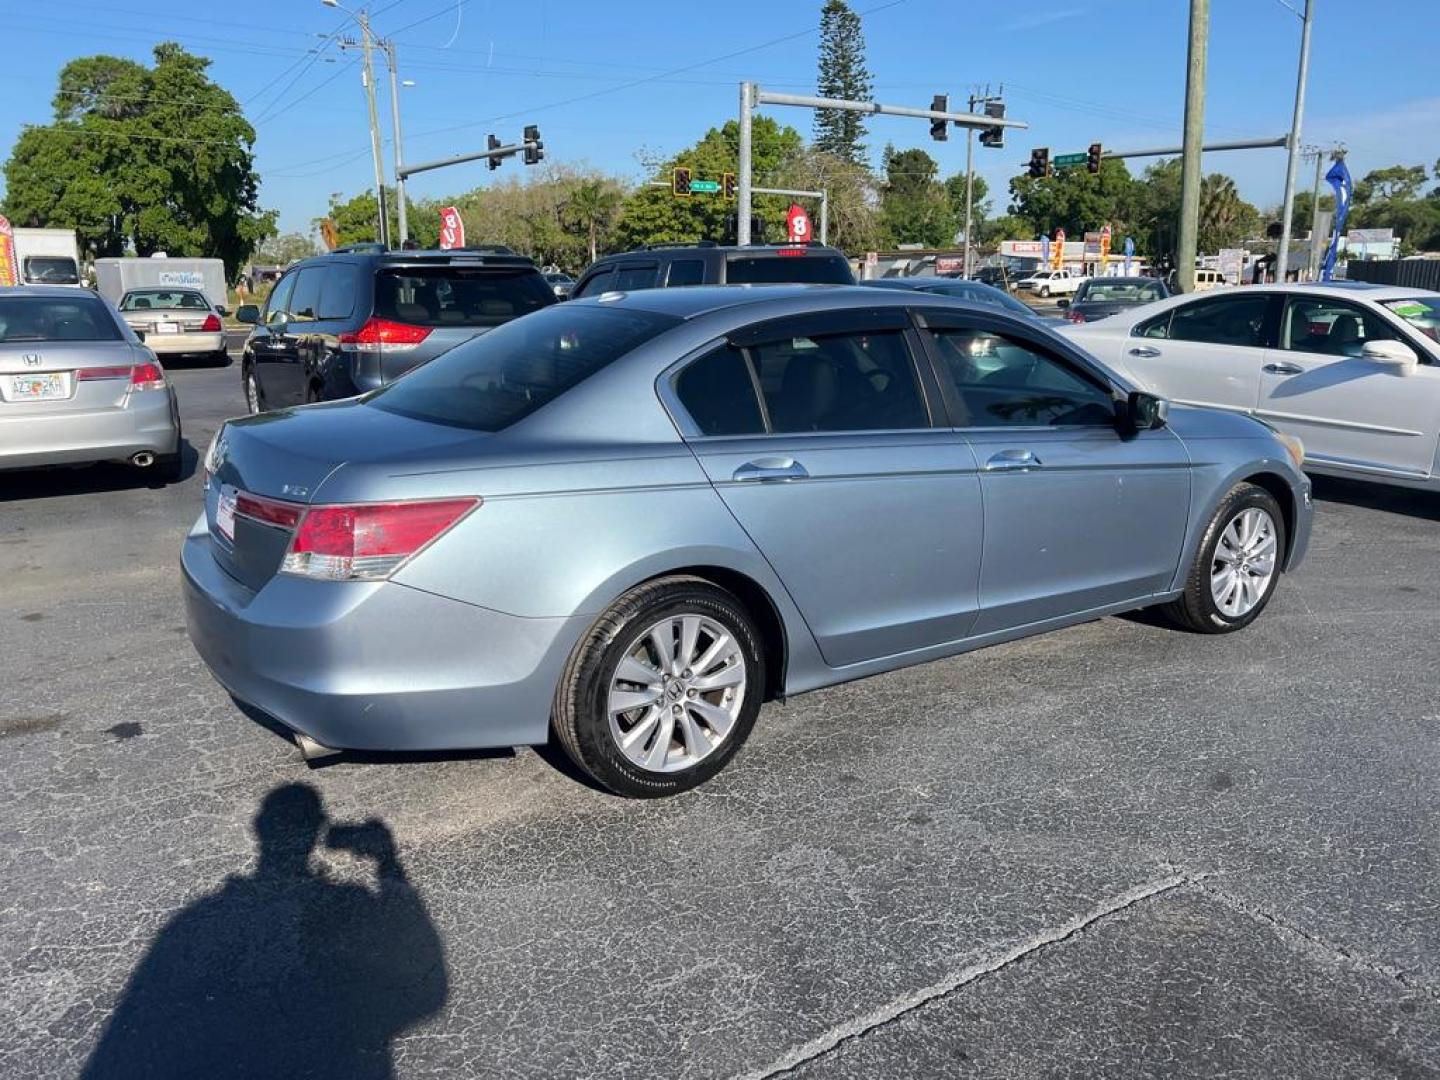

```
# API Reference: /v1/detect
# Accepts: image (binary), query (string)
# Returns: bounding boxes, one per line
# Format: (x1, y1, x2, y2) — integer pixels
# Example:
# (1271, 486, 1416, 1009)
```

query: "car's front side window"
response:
(264, 272, 298, 326)
(930, 328, 1115, 428)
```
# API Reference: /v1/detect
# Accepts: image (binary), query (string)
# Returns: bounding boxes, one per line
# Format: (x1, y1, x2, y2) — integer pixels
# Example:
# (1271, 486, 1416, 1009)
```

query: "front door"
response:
(671, 311, 984, 668)
(920, 313, 1192, 636)
(1258, 294, 1440, 478)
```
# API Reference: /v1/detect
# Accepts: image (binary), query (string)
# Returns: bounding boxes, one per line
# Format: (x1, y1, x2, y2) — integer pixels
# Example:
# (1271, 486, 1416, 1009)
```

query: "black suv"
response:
(235, 248, 554, 412)
(571, 242, 855, 299)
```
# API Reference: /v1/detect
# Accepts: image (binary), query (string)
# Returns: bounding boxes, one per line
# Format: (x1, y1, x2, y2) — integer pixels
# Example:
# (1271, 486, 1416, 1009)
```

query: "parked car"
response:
(544, 272, 575, 299)
(0, 286, 182, 480)
(1060, 276, 1170, 323)
(118, 287, 229, 365)
(1014, 268, 1085, 297)
(864, 276, 1067, 325)
(1060, 282, 1440, 490)
(185, 285, 1311, 797)
(234, 248, 555, 412)
(571, 243, 855, 298)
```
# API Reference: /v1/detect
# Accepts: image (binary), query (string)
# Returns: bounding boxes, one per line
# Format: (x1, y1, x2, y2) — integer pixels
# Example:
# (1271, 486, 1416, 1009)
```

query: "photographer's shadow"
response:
(82, 783, 448, 1080)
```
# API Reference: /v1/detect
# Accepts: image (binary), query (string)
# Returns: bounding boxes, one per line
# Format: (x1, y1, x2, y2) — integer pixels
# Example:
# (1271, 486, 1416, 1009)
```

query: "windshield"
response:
(0, 297, 120, 342)
(120, 289, 211, 312)
(368, 303, 678, 431)
(23, 256, 79, 285)
(725, 253, 854, 285)
(374, 267, 555, 328)
(1077, 280, 1165, 303)
(1382, 297, 1440, 343)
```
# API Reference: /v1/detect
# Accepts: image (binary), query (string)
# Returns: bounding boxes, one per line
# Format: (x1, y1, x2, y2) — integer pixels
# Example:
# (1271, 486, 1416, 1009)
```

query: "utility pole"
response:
(1177, 0, 1209, 294)
(1275, 0, 1314, 283)
(963, 90, 977, 278)
(738, 83, 754, 249)
(1306, 146, 1324, 279)
(338, 10, 390, 249)
(382, 40, 408, 246)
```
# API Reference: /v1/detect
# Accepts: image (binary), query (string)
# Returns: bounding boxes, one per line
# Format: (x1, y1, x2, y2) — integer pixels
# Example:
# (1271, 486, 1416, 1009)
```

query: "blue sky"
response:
(1, 0, 1436, 236)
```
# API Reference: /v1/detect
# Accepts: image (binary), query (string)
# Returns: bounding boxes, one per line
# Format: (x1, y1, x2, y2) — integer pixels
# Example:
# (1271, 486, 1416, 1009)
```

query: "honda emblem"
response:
(22, 353, 42, 367)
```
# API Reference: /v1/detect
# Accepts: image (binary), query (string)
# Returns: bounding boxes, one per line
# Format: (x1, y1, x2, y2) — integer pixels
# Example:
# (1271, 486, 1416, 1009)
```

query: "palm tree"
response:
(1199, 174, 1255, 251)
(564, 181, 622, 264)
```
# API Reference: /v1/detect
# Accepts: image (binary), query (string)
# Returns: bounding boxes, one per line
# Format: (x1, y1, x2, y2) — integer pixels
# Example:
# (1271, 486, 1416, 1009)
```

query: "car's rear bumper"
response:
(0, 389, 179, 469)
(181, 518, 587, 751)
(144, 332, 225, 355)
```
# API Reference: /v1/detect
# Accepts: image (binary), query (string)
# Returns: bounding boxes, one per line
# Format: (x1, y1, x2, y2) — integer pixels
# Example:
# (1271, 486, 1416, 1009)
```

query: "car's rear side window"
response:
(750, 330, 927, 433)
(674, 346, 765, 436)
(373, 267, 554, 328)
(725, 254, 854, 285)
(666, 260, 705, 287)
(368, 304, 678, 431)
(0, 297, 120, 342)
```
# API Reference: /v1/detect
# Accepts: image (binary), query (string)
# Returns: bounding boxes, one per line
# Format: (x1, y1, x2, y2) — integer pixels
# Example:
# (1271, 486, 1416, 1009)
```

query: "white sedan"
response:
(1060, 283, 1440, 490)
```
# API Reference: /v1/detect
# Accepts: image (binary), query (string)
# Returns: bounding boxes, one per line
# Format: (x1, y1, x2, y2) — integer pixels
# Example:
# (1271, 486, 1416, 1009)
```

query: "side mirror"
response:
(1120, 389, 1169, 435)
(216, 305, 230, 317)
(235, 304, 260, 325)
(1056, 298, 1070, 308)
(1362, 338, 1417, 376)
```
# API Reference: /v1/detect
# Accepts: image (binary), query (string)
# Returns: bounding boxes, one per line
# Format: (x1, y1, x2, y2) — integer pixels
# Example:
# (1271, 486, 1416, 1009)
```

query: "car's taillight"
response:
(76, 366, 132, 381)
(280, 498, 479, 581)
(775, 247, 806, 257)
(1065, 310, 1086, 323)
(201, 313, 222, 333)
(130, 362, 167, 391)
(235, 492, 303, 529)
(337, 317, 432, 353)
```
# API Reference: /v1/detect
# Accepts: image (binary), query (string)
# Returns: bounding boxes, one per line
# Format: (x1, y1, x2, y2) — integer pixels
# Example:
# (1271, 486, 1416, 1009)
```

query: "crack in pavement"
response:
(737, 869, 1208, 1080)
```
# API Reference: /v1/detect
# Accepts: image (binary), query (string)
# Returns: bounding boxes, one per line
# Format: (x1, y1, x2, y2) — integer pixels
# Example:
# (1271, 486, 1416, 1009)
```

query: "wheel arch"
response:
(1238, 470, 1299, 564)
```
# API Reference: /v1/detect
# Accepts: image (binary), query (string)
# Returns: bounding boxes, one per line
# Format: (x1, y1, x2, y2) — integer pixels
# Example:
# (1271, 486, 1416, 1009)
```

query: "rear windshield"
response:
(368, 303, 678, 431)
(0, 297, 120, 342)
(725, 253, 854, 285)
(1078, 280, 1165, 303)
(374, 266, 554, 328)
(120, 289, 210, 311)
(23, 256, 79, 285)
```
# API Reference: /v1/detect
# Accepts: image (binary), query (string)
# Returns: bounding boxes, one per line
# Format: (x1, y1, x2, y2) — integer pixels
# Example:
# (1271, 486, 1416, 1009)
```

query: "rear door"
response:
(274, 266, 325, 405)
(919, 310, 1191, 634)
(1122, 292, 1278, 416)
(672, 308, 984, 668)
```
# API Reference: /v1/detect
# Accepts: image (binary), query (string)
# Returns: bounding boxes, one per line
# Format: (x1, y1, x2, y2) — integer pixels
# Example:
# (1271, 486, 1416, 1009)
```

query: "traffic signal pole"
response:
(382, 40, 408, 246)
(1177, 0, 1209, 294)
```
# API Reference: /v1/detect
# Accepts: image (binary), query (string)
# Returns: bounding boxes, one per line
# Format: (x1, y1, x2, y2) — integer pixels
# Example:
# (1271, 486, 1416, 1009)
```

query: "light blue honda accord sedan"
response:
(184, 285, 1312, 797)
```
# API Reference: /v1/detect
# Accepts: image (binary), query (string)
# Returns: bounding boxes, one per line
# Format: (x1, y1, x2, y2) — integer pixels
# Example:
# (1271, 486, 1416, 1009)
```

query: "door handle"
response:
(1262, 361, 1304, 375)
(732, 458, 809, 483)
(1128, 346, 1162, 358)
(984, 449, 1043, 472)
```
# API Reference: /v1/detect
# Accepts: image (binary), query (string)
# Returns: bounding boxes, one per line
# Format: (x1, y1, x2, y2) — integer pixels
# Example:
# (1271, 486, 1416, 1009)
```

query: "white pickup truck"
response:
(1014, 268, 1085, 297)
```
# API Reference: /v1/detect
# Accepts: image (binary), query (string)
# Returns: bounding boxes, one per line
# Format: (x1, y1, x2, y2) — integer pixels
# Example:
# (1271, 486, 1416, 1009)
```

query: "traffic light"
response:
(672, 166, 692, 197)
(1028, 147, 1049, 179)
(722, 172, 737, 200)
(978, 100, 1006, 148)
(1087, 142, 1103, 173)
(930, 94, 949, 142)
(523, 124, 544, 165)
(486, 133, 502, 171)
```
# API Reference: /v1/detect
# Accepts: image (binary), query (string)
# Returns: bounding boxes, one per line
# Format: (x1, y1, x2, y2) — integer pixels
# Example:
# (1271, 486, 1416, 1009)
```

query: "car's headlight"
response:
(1273, 431, 1305, 470)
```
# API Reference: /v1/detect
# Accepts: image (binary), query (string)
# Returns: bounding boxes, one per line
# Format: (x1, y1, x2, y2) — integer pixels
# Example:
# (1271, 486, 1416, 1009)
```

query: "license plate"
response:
(9, 372, 68, 401)
(155, 322, 180, 334)
(216, 486, 237, 543)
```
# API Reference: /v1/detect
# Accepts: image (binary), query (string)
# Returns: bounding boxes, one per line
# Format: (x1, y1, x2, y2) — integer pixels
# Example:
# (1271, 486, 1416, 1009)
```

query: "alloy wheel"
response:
(1210, 507, 1278, 618)
(607, 614, 747, 774)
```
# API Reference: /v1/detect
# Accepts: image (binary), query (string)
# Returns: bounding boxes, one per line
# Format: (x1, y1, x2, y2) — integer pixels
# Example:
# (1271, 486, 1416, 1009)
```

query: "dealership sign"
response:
(0, 215, 17, 287)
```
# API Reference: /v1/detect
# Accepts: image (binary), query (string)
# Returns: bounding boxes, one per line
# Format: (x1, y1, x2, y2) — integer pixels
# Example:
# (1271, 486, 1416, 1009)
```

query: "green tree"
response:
(1288, 189, 1335, 234)
(2, 44, 272, 278)
(1347, 163, 1440, 253)
(814, 0, 872, 165)
(879, 146, 956, 247)
(254, 232, 319, 266)
(1008, 157, 1135, 240)
(943, 172, 990, 241)
(1198, 174, 1260, 251)
(563, 179, 624, 263)
(1354, 164, 1427, 205)
(773, 146, 880, 253)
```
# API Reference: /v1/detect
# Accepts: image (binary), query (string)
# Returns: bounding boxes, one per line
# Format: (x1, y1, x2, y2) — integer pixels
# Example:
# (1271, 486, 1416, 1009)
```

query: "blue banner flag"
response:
(1320, 158, 1353, 281)
(1123, 236, 1135, 275)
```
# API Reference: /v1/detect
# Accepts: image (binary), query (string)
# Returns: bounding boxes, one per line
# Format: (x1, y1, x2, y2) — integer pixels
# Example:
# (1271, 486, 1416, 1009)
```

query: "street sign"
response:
(689, 180, 720, 194)
(438, 206, 465, 250)
(786, 204, 812, 243)
(1053, 152, 1088, 168)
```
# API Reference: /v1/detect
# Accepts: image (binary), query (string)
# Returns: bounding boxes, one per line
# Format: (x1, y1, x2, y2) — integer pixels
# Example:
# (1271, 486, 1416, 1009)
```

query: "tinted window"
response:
(931, 329, 1114, 428)
(0, 297, 120, 342)
(1141, 294, 1270, 346)
(725, 253, 854, 285)
(318, 263, 360, 320)
(23, 256, 79, 284)
(674, 346, 764, 436)
(666, 260, 705, 287)
(288, 267, 325, 323)
(613, 264, 659, 291)
(120, 289, 209, 311)
(750, 330, 926, 433)
(369, 304, 678, 431)
(265, 271, 297, 325)
(574, 267, 615, 298)
(1281, 297, 1396, 357)
(373, 267, 553, 327)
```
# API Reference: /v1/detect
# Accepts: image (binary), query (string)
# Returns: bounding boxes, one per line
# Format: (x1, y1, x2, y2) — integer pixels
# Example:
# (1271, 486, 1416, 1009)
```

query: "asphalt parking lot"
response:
(3, 355, 1438, 1079)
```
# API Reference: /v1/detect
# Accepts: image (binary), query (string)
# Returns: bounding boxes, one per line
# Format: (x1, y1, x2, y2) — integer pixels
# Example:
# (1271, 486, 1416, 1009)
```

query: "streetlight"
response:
(321, 0, 390, 248)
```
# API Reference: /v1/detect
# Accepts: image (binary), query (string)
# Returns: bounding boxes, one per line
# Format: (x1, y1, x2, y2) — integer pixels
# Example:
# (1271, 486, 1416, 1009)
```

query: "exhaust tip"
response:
(294, 731, 342, 763)
(131, 451, 155, 468)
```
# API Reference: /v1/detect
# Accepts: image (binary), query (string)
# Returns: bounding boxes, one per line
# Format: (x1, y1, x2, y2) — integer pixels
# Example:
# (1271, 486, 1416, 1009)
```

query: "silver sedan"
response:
(117, 287, 229, 366)
(0, 286, 182, 480)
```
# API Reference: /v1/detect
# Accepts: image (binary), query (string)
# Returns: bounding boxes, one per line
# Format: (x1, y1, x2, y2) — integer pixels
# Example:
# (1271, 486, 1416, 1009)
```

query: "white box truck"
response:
(12, 228, 82, 286)
(94, 256, 228, 311)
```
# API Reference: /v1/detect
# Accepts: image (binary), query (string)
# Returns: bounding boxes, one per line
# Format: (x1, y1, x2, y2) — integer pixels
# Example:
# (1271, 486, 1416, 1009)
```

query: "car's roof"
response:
(567, 282, 1021, 323)
(1186, 282, 1431, 301)
(121, 285, 206, 294)
(590, 244, 846, 263)
(1081, 276, 1158, 285)
(0, 285, 105, 300)
(296, 249, 537, 269)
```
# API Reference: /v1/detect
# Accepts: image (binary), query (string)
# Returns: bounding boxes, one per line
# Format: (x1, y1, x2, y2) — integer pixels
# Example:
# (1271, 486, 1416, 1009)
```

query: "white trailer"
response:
(12, 228, 81, 286)
(93, 256, 228, 311)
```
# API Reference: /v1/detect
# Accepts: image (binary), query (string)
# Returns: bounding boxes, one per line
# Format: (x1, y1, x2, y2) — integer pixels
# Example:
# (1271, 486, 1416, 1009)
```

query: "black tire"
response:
(212, 350, 232, 368)
(552, 576, 766, 798)
(243, 366, 263, 414)
(1161, 482, 1286, 634)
